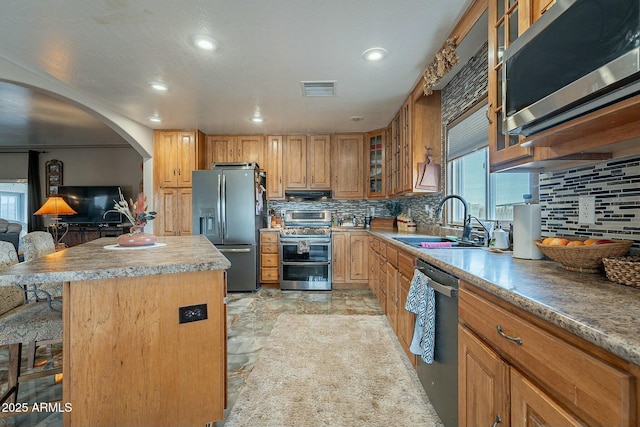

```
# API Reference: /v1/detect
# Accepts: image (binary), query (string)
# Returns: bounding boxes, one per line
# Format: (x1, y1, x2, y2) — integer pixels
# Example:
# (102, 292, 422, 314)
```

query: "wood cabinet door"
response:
(155, 131, 179, 187)
(156, 188, 192, 236)
(308, 134, 331, 189)
(349, 233, 369, 282)
(206, 135, 234, 166)
(397, 272, 417, 366)
(458, 325, 510, 427)
(177, 187, 192, 235)
(331, 134, 364, 199)
(176, 132, 197, 187)
(386, 264, 398, 333)
(265, 135, 284, 200)
(511, 370, 585, 427)
(367, 245, 377, 295)
(331, 233, 347, 283)
(237, 135, 265, 167)
(400, 98, 412, 192)
(157, 188, 178, 236)
(284, 135, 308, 189)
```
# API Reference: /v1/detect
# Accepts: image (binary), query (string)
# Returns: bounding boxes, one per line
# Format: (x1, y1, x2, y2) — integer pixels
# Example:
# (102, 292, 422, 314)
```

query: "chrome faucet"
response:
(435, 194, 473, 241)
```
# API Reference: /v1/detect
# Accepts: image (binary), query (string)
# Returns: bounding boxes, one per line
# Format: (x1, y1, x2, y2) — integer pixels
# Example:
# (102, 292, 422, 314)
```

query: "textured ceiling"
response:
(0, 0, 482, 149)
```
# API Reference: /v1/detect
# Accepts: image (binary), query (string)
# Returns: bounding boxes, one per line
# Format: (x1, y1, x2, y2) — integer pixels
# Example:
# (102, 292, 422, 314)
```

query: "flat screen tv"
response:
(56, 186, 125, 225)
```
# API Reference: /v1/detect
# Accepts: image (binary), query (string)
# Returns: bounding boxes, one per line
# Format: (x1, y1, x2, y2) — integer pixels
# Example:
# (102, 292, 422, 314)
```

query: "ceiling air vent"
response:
(301, 81, 336, 97)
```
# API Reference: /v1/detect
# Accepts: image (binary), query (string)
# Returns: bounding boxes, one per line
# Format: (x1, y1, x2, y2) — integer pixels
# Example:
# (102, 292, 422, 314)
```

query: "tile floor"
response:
(0, 289, 383, 427)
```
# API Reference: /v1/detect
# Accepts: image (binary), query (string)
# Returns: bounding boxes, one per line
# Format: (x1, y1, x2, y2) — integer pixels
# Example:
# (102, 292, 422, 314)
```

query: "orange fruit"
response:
(566, 241, 584, 246)
(549, 238, 570, 246)
(584, 238, 598, 245)
(542, 237, 555, 245)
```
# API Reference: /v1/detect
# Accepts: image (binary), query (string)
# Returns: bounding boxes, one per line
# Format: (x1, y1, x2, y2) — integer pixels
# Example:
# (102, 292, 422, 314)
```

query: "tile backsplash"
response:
(540, 155, 640, 252)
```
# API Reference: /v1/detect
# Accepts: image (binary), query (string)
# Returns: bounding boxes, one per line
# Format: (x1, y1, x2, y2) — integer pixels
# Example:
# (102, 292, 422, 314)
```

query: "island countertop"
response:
(369, 230, 640, 366)
(0, 235, 231, 286)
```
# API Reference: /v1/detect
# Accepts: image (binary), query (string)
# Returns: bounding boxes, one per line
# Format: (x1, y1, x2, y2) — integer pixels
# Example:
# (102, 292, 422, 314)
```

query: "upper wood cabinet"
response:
(487, 0, 534, 171)
(265, 135, 284, 200)
(283, 134, 331, 190)
(154, 130, 205, 188)
(366, 129, 386, 198)
(386, 86, 441, 197)
(331, 133, 364, 199)
(205, 135, 265, 168)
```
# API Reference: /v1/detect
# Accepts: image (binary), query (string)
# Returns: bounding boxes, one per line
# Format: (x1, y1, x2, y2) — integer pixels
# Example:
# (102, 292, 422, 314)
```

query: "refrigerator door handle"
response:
(217, 174, 223, 238)
(221, 174, 227, 239)
(218, 248, 252, 253)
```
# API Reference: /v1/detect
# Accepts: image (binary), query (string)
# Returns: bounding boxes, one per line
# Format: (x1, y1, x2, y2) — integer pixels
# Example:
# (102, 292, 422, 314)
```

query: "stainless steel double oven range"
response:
(279, 210, 332, 291)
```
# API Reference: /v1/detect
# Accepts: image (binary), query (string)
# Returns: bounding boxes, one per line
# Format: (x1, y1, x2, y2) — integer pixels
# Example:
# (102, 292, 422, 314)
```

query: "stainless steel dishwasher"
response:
(415, 258, 459, 427)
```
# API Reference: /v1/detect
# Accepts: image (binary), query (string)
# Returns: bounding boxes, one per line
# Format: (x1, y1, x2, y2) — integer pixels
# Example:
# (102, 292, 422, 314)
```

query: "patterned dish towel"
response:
(297, 240, 310, 254)
(405, 268, 436, 364)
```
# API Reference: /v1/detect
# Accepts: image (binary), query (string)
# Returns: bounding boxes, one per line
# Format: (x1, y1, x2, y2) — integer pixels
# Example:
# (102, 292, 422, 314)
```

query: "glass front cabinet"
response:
(366, 129, 386, 198)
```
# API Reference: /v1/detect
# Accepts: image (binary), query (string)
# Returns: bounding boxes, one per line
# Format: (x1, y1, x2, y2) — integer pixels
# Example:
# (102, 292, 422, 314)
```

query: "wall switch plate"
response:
(578, 196, 596, 224)
(179, 303, 208, 324)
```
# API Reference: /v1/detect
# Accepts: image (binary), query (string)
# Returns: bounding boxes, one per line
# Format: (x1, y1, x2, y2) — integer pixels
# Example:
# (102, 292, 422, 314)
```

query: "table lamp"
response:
(34, 196, 77, 246)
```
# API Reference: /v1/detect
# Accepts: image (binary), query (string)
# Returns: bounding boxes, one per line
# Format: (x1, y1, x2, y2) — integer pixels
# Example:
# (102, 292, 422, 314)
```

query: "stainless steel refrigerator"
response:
(192, 162, 266, 292)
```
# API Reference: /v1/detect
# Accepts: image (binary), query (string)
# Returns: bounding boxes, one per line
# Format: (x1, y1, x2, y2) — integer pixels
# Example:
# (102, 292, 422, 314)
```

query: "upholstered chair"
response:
(21, 231, 62, 299)
(0, 241, 63, 405)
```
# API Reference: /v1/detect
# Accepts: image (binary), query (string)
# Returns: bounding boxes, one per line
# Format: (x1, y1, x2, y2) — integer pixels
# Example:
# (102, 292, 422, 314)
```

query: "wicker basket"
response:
(534, 239, 633, 273)
(602, 256, 640, 287)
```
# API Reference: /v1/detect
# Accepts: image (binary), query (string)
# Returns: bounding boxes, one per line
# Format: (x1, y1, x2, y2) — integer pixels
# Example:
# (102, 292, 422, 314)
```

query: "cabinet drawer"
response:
(261, 243, 279, 254)
(260, 267, 279, 282)
(261, 232, 279, 244)
(397, 251, 415, 279)
(260, 254, 279, 267)
(386, 245, 398, 267)
(459, 287, 632, 427)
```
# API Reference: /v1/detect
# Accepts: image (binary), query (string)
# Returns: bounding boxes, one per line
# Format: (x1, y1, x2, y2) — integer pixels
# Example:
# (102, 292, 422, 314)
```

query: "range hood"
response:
(284, 190, 332, 201)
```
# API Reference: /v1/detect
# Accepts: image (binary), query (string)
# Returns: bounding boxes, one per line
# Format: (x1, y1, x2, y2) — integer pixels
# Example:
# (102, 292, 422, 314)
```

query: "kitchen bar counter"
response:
(0, 235, 230, 286)
(370, 230, 640, 366)
(0, 235, 230, 427)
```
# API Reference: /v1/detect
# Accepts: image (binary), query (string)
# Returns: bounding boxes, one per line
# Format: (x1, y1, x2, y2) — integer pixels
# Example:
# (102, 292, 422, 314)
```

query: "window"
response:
(0, 181, 28, 229)
(446, 104, 531, 225)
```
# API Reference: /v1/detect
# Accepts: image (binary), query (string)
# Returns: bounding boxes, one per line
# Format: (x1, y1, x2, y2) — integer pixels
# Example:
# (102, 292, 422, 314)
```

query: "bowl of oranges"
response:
(534, 237, 633, 273)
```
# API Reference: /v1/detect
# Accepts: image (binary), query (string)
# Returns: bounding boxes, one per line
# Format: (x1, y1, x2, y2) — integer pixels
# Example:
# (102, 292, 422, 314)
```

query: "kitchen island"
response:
(0, 235, 230, 427)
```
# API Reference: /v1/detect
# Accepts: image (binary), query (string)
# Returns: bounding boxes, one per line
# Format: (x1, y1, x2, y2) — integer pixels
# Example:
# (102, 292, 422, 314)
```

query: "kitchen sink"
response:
(392, 236, 483, 248)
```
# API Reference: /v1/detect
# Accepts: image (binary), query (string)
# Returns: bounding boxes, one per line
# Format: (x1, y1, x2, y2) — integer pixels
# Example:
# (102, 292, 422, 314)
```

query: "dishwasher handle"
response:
(416, 266, 458, 298)
(427, 278, 458, 298)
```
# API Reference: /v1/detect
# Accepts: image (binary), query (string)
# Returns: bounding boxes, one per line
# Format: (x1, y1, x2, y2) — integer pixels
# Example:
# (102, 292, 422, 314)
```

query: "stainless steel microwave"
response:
(502, 0, 640, 136)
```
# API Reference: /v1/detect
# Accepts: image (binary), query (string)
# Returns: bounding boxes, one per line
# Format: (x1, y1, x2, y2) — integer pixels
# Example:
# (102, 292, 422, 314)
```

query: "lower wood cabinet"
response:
(155, 188, 192, 236)
(459, 283, 635, 427)
(260, 230, 280, 284)
(331, 231, 369, 287)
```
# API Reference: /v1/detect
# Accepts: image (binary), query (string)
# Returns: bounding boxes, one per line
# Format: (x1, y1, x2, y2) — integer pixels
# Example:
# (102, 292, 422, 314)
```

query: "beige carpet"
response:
(224, 314, 443, 427)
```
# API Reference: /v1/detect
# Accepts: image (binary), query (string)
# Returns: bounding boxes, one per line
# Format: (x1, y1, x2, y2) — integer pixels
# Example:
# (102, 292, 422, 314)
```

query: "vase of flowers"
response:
(105, 189, 158, 247)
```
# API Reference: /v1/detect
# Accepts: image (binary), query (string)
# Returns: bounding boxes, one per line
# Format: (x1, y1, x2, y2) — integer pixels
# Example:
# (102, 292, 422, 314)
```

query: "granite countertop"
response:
(0, 235, 231, 286)
(370, 230, 640, 366)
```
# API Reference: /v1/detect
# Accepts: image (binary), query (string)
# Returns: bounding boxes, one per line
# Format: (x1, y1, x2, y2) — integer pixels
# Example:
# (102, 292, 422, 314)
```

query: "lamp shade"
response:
(34, 196, 77, 217)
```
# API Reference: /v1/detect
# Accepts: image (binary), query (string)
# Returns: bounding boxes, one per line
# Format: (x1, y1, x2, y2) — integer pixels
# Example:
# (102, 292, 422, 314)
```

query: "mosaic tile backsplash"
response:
(540, 155, 640, 253)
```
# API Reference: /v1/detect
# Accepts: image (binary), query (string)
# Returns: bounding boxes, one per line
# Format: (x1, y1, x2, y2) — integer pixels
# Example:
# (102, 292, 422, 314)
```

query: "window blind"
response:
(447, 105, 488, 161)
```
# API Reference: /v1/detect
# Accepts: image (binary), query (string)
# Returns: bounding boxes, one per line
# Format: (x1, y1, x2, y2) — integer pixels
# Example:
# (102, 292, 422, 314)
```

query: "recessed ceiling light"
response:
(250, 116, 264, 123)
(148, 116, 162, 123)
(192, 35, 217, 51)
(362, 47, 388, 62)
(350, 116, 364, 122)
(148, 81, 168, 91)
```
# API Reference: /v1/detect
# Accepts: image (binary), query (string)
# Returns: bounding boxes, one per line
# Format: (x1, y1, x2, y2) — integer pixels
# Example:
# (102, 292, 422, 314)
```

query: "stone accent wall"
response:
(540, 156, 640, 252)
